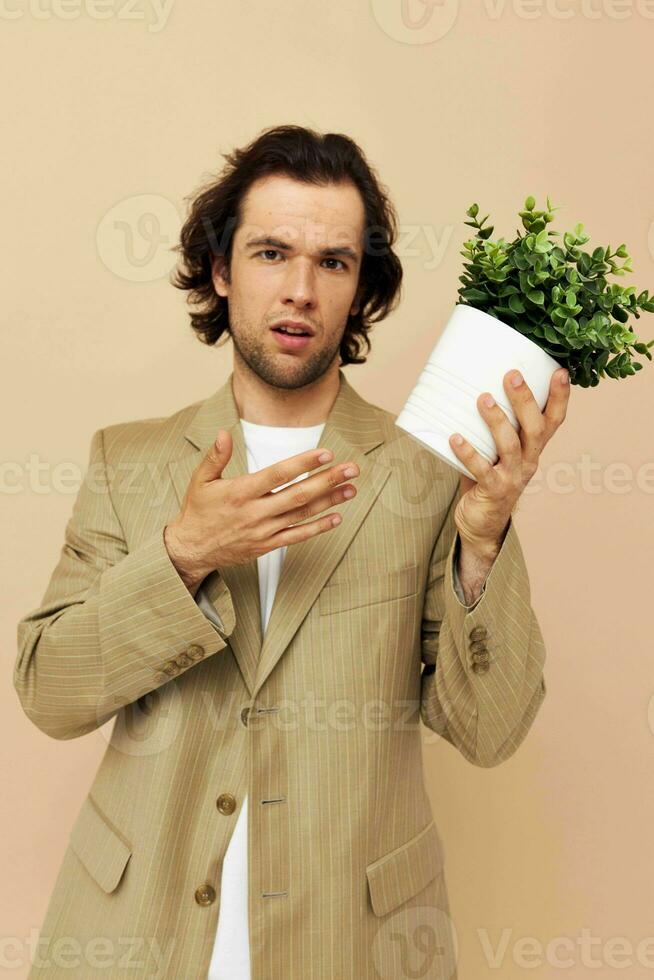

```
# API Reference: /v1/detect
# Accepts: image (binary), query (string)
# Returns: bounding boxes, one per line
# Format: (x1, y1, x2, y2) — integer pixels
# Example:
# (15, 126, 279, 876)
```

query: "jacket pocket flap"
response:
(69, 795, 132, 894)
(320, 562, 419, 616)
(366, 819, 444, 917)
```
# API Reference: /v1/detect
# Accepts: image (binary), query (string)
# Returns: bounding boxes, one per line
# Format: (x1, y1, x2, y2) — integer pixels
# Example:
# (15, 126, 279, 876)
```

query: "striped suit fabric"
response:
(14, 368, 547, 979)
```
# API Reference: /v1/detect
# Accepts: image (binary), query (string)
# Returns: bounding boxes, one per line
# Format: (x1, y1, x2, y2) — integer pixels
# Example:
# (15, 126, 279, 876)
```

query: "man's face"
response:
(211, 173, 365, 390)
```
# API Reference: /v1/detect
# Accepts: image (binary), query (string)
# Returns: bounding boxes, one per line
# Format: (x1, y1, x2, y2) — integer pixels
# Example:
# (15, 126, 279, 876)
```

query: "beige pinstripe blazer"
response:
(15, 368, 547, 979)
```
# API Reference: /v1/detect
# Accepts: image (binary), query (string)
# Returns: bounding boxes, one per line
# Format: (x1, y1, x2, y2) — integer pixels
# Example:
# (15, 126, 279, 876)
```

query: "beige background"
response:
(3, 2, 654, 977)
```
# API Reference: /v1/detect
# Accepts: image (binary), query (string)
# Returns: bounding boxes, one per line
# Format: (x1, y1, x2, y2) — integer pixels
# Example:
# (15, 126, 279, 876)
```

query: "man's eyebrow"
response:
(245, 235, 359, 263)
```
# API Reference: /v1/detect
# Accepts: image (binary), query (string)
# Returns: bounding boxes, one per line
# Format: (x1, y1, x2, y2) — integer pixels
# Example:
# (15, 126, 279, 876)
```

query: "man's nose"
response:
(281, 260, 317, 307)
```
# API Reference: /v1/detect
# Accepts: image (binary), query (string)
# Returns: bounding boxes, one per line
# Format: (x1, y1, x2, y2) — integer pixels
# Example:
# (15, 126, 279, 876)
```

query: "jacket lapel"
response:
(168, 369, 391, 698)
(168, 380, 263, 697)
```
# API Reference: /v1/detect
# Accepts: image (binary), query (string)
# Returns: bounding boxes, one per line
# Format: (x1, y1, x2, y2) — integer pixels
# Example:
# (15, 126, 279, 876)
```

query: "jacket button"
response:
(216, 793, 236, 815)
(472, 661, 490, 674)
(470, 639, 487, 654)
(472, 651, 490, 663)
(187, 644, 205, 661)
(162, 662, 179, 676)
(177, 653, 192, 668)
(469, 626, 487, 641)
(241, 706, 251, 727)
(194, 882, 216, 906)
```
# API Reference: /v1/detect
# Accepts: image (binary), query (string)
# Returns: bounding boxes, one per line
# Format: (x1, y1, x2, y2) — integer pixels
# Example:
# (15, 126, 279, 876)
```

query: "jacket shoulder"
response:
(98, 397, 204, 463)
(368, 400, 457, 488)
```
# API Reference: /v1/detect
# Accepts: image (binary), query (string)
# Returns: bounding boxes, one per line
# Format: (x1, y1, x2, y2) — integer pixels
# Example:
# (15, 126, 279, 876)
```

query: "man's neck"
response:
(231, 362, 340, 426)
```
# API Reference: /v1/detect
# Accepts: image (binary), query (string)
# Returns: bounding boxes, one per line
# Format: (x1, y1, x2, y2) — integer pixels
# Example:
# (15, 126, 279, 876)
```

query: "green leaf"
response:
(508, 294, 525, 314)
(596, 350, 610, 372)
(461, 288, 488, 303)
(525, 195, 535, 211)
(527, 289, 545, 305)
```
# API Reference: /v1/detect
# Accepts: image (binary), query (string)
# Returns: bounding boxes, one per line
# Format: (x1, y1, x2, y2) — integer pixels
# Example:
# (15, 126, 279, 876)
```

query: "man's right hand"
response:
(164, 429, 360, 595)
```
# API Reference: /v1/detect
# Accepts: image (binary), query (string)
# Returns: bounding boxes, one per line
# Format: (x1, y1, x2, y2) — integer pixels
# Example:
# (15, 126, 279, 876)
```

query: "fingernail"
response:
(510, 372, 523, 387)
(559, 370, 569, 385)
(483, 394, 495, 408)
(318, 450, 333, 462)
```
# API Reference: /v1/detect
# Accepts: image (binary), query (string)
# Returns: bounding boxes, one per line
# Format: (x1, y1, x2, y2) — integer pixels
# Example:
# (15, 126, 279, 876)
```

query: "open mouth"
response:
(271, 325, 312, 336)
(270, 326, 313, 350)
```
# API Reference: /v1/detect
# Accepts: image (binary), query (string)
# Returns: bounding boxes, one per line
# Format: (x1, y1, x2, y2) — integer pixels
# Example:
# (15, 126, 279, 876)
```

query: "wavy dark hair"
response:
(170, 124, 404, 366)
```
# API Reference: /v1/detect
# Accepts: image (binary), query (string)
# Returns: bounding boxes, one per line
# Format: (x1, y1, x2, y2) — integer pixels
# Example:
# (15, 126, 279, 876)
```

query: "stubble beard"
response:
(229, 318, 345, 391)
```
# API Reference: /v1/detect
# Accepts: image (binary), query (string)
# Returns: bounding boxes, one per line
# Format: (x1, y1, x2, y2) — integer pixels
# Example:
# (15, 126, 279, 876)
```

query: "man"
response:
(15, 125, 568, 979)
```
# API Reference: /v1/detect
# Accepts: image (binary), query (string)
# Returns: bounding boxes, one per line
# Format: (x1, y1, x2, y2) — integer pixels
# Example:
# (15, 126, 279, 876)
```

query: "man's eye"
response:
(256, 250, 346, 271)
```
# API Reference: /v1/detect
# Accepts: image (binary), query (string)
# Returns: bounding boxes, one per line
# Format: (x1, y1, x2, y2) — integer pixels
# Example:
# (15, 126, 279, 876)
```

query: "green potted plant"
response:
(396, 196, 654, 478)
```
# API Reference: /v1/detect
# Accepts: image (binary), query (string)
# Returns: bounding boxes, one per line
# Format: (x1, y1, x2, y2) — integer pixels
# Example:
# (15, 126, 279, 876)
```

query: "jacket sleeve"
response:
(14, 428, 236, 741)
(420, 483, 547, 767)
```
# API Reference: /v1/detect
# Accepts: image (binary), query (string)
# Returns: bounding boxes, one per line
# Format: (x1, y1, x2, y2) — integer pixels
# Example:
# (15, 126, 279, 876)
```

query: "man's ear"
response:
(211, 254, 230, 297)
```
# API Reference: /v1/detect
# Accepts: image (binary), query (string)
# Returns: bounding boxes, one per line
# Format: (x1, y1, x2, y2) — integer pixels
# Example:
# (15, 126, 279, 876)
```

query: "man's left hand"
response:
(449, 366, 571, 557)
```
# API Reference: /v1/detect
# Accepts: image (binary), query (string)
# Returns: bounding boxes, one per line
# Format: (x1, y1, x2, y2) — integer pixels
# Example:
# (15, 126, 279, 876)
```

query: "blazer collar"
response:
(182, 367, 385, 456)
(168, 368, 392, 699)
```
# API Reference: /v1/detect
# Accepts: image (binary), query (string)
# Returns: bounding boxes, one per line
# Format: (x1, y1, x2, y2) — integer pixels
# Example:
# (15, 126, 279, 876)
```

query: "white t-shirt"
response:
(207, 417, 326, 980)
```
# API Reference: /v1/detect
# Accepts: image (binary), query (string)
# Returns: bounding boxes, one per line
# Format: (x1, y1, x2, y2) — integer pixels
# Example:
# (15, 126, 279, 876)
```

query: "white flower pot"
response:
(395, 303, 563, 480)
